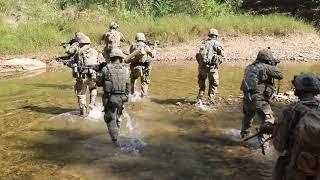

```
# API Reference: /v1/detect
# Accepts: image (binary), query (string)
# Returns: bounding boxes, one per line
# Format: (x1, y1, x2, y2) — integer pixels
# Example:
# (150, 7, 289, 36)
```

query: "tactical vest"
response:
(103, 64, 127, 94)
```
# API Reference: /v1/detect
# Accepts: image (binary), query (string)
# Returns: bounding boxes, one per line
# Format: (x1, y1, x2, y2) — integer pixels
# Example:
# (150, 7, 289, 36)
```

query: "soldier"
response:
(196, 28, 224, 104)
(127, 32, 155, 97)
(71, 33, 100, 116)
(240, 48, 283, 138)
(102, 21, 126, 62)
(96, 49, 129, 144)
(272, 73, 320, 180)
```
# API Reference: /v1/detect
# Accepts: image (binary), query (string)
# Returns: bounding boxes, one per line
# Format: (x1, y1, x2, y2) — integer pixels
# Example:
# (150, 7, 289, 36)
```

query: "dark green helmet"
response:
(292, 72, 320, 96)
(256, 48, 275, 63)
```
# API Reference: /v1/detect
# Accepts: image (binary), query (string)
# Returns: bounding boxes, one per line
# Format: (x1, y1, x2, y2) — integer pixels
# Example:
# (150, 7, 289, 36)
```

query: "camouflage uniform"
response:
(240, 49, 283, 137)
(128, 33, 155, 97)
(97, 49, 129, 144)
(102, 22, 126, 62)
(70, 34, 100, 116)
(196, 29, 224, 103)
(272, 73, 320, 180)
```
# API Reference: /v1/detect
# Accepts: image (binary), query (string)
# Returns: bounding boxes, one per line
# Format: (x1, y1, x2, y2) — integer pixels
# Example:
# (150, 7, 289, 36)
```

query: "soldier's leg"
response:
(141, 68, 151, 97)
(104, 104, 119, 144)
(208, 69, 219, 104)
(197, 67, 207, 100)
(75, 78, 87, 116)
(241, 98, 256, 137)
(255, 100, 275, 124)
(88, 78, 97, 109)
(130, 67, 142, 95)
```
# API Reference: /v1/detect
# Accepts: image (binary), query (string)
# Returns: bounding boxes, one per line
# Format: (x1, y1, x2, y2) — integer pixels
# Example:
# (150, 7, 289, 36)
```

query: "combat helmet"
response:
(76, 34, 91, 44)
(292, 73, 320, 96)
(135, 33, 146, 41)
(208, 28, 219, 36)
(256, 48, 274, 63)
(109, 21, 119, 29)
(110, 48, 125, 59)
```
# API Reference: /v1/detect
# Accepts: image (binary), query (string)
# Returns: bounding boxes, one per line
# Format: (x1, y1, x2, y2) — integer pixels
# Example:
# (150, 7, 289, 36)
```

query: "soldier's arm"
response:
(120, 32, 126, 42)
(96, 68, 105, 87)
(125, 67, 130, 95)
(145, 45, 155, 58)
(272, 106, 293, 152)
(266, 65, 283, 80)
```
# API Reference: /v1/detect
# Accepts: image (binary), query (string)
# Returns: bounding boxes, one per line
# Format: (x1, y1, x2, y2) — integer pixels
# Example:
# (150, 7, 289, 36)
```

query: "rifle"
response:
(55, 55, 74, 64)
(144, 40, 160, 47)
(243, 128, 273, 155)
(60, 38, 77, 48)
(80, 62, 108, 72)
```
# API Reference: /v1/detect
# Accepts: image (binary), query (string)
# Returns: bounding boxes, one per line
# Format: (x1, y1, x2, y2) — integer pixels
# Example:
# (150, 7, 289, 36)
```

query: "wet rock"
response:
(176, 102, 182, 106)
(0, 58, 46, 73)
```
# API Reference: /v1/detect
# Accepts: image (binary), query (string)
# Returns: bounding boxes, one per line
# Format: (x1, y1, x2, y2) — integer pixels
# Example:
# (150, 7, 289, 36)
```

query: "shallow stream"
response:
(0, 63, 319, 180)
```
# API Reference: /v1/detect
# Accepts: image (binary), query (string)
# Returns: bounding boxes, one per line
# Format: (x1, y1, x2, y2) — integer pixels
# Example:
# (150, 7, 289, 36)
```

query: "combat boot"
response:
(240, 130, 250, 138)
(80, 106, 88, 117)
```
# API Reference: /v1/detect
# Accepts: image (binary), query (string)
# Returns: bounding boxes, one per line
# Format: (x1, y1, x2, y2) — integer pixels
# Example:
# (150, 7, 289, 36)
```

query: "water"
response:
(0, 63, 319, 179)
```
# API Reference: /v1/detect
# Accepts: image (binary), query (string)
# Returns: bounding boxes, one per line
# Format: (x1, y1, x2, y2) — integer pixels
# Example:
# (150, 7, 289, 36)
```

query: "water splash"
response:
(48, 103, 104, 122)
(128, 91, 143, 102)
(194, 99, 215, 111)
(118, 110, 146, 154)
(86, 104, 104, 122)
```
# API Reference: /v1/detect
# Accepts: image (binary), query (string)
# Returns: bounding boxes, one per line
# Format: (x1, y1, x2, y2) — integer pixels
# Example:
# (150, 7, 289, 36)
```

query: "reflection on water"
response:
(0, 63, 319, 179)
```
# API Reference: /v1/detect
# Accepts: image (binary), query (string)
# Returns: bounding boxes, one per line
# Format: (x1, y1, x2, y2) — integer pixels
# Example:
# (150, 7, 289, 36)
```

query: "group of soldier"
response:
(57, 22, 320, 180)
(58, 22, 156, 144)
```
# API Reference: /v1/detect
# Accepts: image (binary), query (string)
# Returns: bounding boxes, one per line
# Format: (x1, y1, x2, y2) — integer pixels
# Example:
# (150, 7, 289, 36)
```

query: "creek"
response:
(0, 63, 319, 179)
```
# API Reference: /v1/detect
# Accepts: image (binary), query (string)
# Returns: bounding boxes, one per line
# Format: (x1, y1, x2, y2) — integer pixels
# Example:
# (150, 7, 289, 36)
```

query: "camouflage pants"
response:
(197, 66, 219, 102)
(130, 66, 151, 97)
(74, 77, 97, 112)
(241, 95, 275, 133)
(103, 94, 127, 143)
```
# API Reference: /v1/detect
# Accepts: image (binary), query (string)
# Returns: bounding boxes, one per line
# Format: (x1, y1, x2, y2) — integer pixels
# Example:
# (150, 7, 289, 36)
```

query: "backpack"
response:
(291, 101, 320, 175)
(104, 64, 127, 94)
(106, 30, 120, 49)
(240, 64, 260, 93)
(293, 101, 320, 150)
(196, 40, 218, 65)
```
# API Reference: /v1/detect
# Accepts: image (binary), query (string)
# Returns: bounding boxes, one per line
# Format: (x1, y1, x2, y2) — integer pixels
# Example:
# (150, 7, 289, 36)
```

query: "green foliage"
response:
(0, 0, 317, 55)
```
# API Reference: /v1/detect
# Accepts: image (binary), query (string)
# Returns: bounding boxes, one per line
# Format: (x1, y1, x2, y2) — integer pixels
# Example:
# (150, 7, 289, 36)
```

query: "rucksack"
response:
(290, 101, 320, 175)
(196, 40, 218, 65)
(293, 101, 320, 151)
(240, 64, 260, 93)
(106, 30, 120, 50)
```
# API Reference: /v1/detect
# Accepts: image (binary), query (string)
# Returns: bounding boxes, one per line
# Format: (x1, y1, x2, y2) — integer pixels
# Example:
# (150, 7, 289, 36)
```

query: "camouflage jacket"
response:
(103, 29, 126, 50)
(129, 41, 154, 64)
(250, 62, 283, 101)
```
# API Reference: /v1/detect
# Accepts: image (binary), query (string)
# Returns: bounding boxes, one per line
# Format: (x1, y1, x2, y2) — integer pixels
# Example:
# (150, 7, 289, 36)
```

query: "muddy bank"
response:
(156, 34, 320, 63)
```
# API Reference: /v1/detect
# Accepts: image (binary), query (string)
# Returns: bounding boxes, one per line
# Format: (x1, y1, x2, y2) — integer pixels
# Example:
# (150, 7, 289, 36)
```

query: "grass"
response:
(0, 1, 317, 56)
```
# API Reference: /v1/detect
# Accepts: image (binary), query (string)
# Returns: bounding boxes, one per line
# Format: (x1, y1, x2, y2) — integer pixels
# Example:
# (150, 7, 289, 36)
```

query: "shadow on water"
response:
(31, 83, 73, 90)
(151, 98, 195, 105)
(22, 105, 76, 115)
